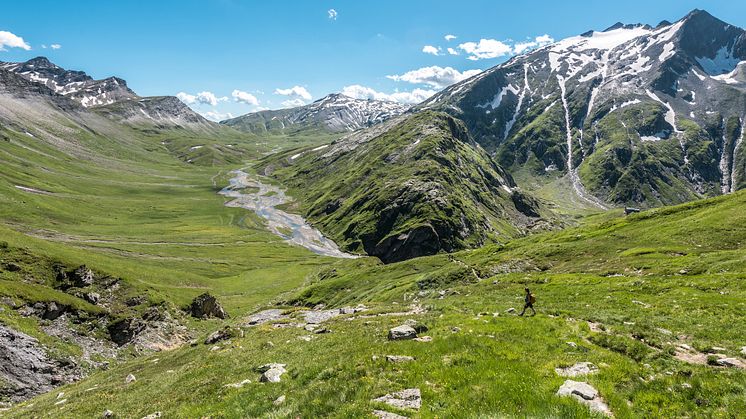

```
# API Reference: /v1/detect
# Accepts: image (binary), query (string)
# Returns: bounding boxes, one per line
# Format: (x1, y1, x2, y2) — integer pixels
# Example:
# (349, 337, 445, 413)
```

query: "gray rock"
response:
(107, 317, 146, 346)
(373, 410, 409, 419)
(102, 410, 114, 417)
(555, 362, 599, 377)
(373, 388, 421, 410)
(388, 325, 417, 340)
(189, 293, 227, 319)
(506, 308, 516, 313)
(404, 319, 428, 333)
(557, 380, 611, 416)
(125, 374, 136, 383)
(273, 395, 286, 405)
(303, 309, 342, 324)
(42, 301, 67, 320)
(0, 324, 79, 402)
(386, 355, 415, 363)
(72, 265, 95, 287)
(714, 357, 744, 368)
(141, 412, 162, 419)
(257, 363, 287, 383)
(414, 336, 432, 342)
(204, 327, 238, 344)
(224, 379, 251, 388)
(85, 292, 101, 305)
(246, 309, 286, 326)
(741, 346, 746, 357)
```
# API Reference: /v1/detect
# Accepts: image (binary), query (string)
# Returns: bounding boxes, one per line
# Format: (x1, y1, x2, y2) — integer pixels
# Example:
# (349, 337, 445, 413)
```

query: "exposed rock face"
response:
(245, 309, 287, 326)
(555, 362, 599, 377)
(557, 380, 611, 416)
(189, 293, 227, 319)
(0, 324, 79, 402)
(107, 318, 146, 346)
(373, 388, 422, 410)
(388, 325, 418, 341)
(72, 265, 95, 287)
(204, 327, 240, 345)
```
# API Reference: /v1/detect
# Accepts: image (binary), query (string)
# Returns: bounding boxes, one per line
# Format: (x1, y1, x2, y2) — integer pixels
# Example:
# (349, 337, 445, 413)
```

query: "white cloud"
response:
(177, 92, 197, 105)
(458, 39, 513, 60)
(341, 84, 436, 105)
(281, 98, 307, 108)
(177, 91, 228, 106)
(199, 110, 234, 122)
(387, 66, 482, 89)
(328, 9, 337, 20)
(447, 47, 459, 56)
(232, 89, 260, 106)
(50, 43, 61, 50)
(41, 44, 47, 49)
(444, 34, 457, 42)
(513, 34, 555, 54)
(535, 34, 554, 44)
(274, 85, 312, 102)
(0, 30, 31, 51)
(422, 45, 441, 56)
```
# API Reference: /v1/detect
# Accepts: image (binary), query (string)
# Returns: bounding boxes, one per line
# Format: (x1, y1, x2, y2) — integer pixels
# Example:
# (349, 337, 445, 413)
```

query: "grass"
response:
(2, 105, 746, 417)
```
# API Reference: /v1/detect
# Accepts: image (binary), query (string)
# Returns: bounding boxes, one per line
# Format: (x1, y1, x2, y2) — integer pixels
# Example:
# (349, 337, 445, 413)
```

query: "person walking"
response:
(519, 287, 536, 316)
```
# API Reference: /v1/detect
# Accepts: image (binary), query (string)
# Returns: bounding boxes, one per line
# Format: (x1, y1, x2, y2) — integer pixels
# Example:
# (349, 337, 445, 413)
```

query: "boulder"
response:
(84, 292, 101, 305)
(72, 265, 95, 287)
(108, 318, 146, 346)
(388, 325, 417, 340)
(189, 293, 227, 319)
(257, 363, 287, 383)
(42, 302, 67, 320)
(555, 362, 599, 377)
(714, 357, 745, 368)
(373, 410, 409, 419)
(373, 388, 422, 410)
(556, 380, 611, 416)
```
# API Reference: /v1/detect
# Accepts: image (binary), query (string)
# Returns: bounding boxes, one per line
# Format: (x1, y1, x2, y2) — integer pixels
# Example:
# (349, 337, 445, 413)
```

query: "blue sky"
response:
(2, 0, 745, 120)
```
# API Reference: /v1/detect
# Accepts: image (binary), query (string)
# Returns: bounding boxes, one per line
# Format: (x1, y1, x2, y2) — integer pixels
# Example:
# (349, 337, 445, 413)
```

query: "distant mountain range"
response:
(222, 93, 410, 135)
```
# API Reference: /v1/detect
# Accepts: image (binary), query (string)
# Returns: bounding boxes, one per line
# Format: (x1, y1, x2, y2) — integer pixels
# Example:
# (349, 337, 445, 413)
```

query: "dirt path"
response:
(219, 170, 358, 259)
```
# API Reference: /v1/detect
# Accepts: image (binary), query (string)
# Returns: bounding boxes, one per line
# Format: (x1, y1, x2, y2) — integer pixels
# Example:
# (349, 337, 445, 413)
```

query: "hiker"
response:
(519, 287, 536, 316)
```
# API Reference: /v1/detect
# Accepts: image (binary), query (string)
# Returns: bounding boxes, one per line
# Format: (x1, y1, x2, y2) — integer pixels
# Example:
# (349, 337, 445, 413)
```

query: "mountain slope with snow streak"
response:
(422, 9, 746, 208)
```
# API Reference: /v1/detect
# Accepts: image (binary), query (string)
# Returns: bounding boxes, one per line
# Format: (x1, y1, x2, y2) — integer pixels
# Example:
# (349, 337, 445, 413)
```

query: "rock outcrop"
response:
(189, 293, 227, 319)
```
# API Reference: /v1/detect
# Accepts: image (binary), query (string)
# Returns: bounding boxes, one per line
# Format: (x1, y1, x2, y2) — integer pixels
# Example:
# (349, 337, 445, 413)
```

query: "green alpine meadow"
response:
(1, 2, 746, 418)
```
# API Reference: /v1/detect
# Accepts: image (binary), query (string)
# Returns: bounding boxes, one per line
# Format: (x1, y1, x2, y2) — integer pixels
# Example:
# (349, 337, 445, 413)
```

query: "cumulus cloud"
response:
(341, 84, 436, 105)
(513, 34, 555, 54)
(50, 43, 61, 50)
(232, 89, 260, 106)
(281, 98, 307, 108)
(444, 34, 457, 42)
(199, 110, 234, 122)
(447, 47, 459, 56)
(0, 30, 31, 51)
(177, 91, 228, 106)
(328, 9, 337, 20)
(458, 39, 513, 60)
(387, 66, 482, 89)
(274, 85, 312, 102)
(422, 45, 441, 56)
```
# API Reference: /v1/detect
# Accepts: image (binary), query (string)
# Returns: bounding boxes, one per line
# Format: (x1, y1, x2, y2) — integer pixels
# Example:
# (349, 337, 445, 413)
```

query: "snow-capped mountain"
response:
(0, 57, 137, 107)
(0, 57, 216, 130)
(222, 93, 410, 135)
(422, 9, 746, 207)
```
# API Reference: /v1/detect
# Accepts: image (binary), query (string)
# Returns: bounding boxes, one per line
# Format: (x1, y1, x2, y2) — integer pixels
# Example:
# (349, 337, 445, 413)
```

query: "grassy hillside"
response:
(260, 111, 557, 263)
(7, 186, 746, 418)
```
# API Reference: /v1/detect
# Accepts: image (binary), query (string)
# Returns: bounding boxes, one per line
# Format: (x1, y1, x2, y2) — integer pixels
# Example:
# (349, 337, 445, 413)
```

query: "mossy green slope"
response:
(261, 111, 554, 262)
